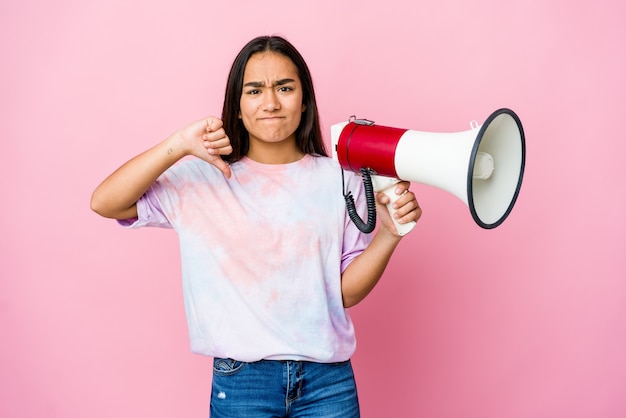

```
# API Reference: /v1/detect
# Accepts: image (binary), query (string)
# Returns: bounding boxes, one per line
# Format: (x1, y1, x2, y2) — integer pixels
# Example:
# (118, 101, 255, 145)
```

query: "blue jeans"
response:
(210, 358, 360, 417)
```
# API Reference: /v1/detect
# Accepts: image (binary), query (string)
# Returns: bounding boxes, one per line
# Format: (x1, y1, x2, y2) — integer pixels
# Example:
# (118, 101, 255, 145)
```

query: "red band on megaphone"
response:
(336, 123, 407, 177)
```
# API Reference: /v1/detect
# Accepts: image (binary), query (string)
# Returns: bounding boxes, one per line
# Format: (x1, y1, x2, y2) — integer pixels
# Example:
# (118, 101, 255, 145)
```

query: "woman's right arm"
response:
(90, 116, 232, 220)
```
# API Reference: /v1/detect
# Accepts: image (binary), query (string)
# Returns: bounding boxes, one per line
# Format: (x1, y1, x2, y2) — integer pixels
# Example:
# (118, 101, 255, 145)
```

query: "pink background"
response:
(2, 0, 625, 417)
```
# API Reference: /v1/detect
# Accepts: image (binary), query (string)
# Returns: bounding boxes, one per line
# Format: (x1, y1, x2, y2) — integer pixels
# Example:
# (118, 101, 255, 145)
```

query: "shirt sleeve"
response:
(117, 185, 173, 229)
(339, 172, 374, 273)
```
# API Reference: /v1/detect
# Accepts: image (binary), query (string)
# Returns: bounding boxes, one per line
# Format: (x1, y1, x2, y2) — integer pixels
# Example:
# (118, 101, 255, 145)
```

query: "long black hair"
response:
(221, 35, 327, 163)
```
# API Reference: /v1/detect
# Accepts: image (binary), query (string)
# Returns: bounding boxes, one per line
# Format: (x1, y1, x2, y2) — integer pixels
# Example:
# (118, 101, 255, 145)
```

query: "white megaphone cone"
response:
(331, 108, 525, 235)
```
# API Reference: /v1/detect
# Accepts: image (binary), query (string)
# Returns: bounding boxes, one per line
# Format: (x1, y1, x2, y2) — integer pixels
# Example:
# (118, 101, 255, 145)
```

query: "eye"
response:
(245, 89, 261, 95)
(278, 86, 294, 92)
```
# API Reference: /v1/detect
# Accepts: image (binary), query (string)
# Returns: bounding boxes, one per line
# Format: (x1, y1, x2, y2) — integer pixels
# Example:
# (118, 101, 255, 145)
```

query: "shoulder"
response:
(162, 158, 223, 180)
(305, 154, 343, 173)
(150, 158, 226, 194)
(307, 155, 363, 184)
(300, 155, 367, 196)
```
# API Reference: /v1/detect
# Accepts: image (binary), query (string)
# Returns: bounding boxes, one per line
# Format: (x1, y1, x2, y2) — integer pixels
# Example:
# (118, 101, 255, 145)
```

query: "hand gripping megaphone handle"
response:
(370, 174, 417, 236)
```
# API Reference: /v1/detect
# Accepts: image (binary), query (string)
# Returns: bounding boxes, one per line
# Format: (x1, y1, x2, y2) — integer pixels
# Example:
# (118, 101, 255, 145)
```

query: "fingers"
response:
(376, 181, 410, 206)
(378, 181, 422, 224)
(202, 118, 232, 156)
(395, 197, 422, 223)
(203, 128, 232, 156)
(201, 117, 232, 179)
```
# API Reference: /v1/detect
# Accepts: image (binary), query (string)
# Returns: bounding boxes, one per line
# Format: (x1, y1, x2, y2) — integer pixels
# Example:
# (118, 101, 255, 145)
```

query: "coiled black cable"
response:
(342, 167, 377, 233)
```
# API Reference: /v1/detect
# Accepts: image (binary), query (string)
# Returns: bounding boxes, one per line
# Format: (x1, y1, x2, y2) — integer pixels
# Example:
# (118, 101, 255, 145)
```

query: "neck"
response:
(247, 141, 305, 164)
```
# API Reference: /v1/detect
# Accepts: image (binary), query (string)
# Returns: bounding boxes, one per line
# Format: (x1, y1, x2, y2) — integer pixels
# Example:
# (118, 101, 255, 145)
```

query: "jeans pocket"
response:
(213, 358, 246, 376)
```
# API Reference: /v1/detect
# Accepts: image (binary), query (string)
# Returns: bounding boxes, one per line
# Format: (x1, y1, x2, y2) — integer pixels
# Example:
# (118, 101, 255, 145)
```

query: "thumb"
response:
(211, 157, 232, 179)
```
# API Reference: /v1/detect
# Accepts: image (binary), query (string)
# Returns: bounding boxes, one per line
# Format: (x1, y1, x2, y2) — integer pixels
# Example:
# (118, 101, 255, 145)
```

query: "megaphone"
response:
(331, 108, 525, 235)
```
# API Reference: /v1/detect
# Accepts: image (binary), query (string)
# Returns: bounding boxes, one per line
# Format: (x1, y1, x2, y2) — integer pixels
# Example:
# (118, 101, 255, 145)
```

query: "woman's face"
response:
(239, 51, 306, 156)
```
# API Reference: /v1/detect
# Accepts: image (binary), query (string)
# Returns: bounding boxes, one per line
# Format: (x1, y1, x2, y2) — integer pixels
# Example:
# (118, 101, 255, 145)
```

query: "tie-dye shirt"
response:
(120, 154, 373, 362)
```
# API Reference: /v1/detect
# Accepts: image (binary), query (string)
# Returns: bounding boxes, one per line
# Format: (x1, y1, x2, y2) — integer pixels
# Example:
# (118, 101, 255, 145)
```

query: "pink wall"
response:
(2, 0, 625, 417)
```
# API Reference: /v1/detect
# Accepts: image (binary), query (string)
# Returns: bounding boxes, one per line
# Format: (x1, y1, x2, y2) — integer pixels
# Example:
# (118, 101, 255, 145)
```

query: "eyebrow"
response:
(243, 78, 296, 88)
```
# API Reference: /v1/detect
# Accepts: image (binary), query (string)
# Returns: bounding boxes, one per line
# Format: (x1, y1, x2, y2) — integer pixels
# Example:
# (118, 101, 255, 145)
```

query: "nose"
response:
(261, 90, 280, 111)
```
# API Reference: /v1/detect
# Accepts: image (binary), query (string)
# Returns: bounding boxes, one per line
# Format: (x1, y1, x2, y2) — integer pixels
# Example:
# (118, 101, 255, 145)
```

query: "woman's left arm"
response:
(340, 181, 422, 308)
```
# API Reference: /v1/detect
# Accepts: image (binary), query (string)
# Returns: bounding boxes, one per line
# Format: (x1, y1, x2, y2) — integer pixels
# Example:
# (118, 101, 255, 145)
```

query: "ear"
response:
(301, 104, 306, 112)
